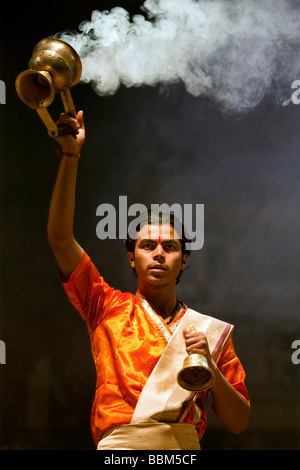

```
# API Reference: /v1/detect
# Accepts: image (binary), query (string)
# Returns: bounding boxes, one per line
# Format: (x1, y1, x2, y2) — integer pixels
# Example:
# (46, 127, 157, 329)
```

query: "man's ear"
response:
(128, 251, 135, 268)
(181, 253, 189, 271)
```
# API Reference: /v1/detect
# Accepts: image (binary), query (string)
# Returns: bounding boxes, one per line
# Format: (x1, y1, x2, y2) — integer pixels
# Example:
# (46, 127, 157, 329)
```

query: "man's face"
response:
(128, 224, 188, 288)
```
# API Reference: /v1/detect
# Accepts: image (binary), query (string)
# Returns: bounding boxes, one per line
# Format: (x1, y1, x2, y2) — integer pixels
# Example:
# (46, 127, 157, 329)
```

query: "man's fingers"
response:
(184, 330, 209, 355)
(76, 110, 84, 128)
(56, 113, 80, 131)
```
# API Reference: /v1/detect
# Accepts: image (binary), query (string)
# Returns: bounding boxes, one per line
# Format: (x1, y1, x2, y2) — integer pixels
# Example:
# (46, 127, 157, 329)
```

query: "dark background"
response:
(0, 1, 299, 450)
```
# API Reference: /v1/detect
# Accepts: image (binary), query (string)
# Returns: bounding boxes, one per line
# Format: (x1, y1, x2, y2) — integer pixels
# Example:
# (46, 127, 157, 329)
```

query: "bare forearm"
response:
(47, 156, 83, 277)
(210, 365, 250, 435)
(47, 156, 79, 243)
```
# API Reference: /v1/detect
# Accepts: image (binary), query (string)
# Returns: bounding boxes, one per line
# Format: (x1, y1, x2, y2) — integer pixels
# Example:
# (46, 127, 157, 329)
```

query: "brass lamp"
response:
(15, 37, 82, 137)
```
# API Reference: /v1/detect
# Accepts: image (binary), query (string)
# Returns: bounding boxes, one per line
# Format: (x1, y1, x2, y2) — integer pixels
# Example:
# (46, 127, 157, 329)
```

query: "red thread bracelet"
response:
(54, 149, 81, 158)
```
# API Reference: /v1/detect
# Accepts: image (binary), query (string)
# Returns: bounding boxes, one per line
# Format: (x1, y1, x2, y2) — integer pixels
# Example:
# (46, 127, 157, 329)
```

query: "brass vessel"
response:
(15, 37, 82, 137)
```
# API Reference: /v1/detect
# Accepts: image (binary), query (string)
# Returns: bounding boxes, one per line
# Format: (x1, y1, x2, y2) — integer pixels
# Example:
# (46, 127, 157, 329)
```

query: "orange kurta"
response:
(60, 252, 249, 446)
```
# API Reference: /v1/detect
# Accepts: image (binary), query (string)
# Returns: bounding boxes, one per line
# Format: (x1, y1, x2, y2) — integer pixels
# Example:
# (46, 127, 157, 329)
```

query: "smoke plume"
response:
(56, 0, 300, 114)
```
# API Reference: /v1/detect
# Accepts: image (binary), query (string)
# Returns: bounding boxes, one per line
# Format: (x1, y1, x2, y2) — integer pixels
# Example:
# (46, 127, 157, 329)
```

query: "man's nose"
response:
(153, 243, 165, 260)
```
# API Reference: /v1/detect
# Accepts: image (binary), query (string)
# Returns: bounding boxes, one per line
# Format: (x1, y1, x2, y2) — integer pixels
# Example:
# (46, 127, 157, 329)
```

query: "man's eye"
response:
(164, 243, 177, 251)
(142, 242, 153, 249)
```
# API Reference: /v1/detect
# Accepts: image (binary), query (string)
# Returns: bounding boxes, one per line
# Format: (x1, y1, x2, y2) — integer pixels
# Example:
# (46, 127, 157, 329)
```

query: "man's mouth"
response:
(149, 264, 167, 271)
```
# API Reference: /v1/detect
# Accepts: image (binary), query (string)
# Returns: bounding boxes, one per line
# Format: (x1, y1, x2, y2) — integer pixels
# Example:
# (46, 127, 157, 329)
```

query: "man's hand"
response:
(183, 329, 216, 369)
(55, 110, 85, 155)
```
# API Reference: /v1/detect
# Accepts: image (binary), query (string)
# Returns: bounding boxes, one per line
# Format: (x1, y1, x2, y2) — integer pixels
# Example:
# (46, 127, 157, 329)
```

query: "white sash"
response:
(131, 294, 233, 425)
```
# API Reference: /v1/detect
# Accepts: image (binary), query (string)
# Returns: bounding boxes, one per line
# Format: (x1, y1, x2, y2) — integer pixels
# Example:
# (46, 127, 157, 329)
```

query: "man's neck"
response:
(138, 283, 177, 319)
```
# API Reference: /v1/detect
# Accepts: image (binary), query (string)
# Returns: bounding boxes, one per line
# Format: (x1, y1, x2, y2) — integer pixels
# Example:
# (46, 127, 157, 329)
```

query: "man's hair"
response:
(124, 209, 192, 284)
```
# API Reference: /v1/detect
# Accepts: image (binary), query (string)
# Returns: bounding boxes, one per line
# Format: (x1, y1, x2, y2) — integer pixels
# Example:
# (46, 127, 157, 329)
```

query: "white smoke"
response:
(56, 0, 300, 114)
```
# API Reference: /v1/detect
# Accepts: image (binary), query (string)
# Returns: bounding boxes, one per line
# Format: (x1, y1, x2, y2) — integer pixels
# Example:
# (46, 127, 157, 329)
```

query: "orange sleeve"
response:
(59, 252, 120, 331)
(215, 335, 250, 405)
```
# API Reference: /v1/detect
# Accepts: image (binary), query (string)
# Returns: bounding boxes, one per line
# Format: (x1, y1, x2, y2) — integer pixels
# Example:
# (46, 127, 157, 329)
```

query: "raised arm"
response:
(47, 111, 85, 279)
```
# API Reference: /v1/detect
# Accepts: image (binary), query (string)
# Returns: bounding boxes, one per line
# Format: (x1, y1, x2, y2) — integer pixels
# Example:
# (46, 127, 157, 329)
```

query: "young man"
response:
(47, 111, 250, 450)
